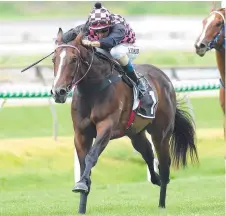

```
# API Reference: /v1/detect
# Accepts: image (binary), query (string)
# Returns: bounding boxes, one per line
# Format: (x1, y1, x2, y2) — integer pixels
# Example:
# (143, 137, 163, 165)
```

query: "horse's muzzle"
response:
(50, 88, 68, 103)
(196, 50, 205, 57)
(195, 42, 208, 57)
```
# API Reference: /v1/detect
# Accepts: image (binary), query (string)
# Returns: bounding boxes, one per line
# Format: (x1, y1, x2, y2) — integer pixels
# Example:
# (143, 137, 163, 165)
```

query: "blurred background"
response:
(0, 1, 224, 216)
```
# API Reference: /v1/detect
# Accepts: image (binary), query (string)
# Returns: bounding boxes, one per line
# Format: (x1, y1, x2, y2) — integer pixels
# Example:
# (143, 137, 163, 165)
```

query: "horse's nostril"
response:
(59, 89, 67, 96)
(200, 43, 206, 49)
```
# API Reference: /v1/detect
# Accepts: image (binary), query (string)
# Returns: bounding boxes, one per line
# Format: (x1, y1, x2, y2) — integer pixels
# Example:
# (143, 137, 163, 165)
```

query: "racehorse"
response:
(194, 7, 225, 138)
(51, 24, 198, 214)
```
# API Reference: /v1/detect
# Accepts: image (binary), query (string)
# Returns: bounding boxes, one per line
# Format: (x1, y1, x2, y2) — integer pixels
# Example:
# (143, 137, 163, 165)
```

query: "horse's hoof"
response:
(72, 182, 88, 193)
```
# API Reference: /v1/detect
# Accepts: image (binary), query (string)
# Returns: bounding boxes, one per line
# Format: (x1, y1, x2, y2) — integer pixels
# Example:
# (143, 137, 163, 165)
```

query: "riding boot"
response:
(122, 62, 146, 96)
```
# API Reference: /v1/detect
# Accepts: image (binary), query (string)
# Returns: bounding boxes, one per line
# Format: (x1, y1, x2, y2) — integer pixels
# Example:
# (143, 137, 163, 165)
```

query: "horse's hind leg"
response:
(147, 126, 172, 208)
(129, 131, 161, 186)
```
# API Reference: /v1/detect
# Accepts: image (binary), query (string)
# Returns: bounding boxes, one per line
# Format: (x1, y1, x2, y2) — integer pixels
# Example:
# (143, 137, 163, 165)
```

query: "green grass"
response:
(0, 1, 222, 20)
(0, 97, 223, 139)
(0, 136, 224, 216)
(0, 176, 224, 216)
(0, 50, 217, 68)
(0, 92, 224, 214)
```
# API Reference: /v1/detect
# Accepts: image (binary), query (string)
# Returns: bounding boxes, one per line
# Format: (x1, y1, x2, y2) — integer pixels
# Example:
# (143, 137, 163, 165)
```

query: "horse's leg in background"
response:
(73, 133, 93, 214)
(146, 125, 172, 208)
(73, 117, 114, 195)
(129, 131, 161, 186)
(219, 87, 225, 139)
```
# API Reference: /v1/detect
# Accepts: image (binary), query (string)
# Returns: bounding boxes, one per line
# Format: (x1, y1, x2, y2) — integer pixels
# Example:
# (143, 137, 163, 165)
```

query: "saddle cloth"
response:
(130, 73, 158, 119)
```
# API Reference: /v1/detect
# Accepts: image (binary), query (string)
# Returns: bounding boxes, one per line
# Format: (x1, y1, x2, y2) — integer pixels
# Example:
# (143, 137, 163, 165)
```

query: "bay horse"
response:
(195, 7, 225, 138)
(51, 25, 198, 214)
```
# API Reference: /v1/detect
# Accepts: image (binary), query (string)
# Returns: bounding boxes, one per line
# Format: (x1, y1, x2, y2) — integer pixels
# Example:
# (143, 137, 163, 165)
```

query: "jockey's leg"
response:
(110, 44, 146, 95)
(120, 55, 146, 92)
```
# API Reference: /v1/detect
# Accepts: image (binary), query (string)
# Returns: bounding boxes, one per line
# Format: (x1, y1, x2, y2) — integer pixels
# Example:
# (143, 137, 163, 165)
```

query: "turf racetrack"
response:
(0, 97, 224, 215)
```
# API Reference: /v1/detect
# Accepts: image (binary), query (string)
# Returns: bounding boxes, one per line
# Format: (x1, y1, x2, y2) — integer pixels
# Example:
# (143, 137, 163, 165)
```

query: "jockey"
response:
(81, 2, 146, 94)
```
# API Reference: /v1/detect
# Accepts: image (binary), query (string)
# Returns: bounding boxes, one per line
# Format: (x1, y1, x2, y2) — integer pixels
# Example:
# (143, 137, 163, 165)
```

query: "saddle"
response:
(94, 48, 158, 119)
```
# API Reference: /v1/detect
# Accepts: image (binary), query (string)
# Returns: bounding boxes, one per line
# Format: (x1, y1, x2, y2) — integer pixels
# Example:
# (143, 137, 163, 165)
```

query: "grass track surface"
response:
(0, 96, 223, 215)
(0, 134, 224, 216)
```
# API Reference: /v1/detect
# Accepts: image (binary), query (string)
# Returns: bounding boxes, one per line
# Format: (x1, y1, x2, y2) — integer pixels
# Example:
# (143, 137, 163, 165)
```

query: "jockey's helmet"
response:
(89, 2, 111, 31)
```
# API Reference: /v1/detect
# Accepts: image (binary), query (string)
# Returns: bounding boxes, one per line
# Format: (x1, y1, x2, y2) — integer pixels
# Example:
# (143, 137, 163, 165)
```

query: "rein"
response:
(55, 44, 94, 89)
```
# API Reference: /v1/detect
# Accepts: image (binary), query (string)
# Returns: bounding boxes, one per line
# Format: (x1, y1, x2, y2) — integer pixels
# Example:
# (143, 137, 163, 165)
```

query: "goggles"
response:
(91, 20, 109, 26)
(94, 28, 109, 34)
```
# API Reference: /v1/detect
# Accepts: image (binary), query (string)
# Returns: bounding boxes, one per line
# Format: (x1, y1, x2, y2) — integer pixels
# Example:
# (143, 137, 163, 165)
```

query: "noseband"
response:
(55, 44, 94, 92)
(208, 11, 225, 50)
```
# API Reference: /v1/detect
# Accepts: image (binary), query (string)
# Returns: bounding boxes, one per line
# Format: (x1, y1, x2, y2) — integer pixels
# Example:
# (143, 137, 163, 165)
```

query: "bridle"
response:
(207, 10, 225, 51)
(55, 44, 94, 92)
(208, 10, 225, 89)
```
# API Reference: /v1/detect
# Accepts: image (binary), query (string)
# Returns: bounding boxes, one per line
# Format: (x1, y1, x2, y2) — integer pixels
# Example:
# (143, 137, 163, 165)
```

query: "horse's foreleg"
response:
(74, 118, 113, 193)
(73, 133, 93, 214)
(219, 87, 225, 139)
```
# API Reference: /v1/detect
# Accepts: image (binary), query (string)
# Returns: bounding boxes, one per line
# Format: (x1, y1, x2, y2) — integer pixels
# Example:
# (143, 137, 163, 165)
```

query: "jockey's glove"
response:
(82, 40, 100, 47)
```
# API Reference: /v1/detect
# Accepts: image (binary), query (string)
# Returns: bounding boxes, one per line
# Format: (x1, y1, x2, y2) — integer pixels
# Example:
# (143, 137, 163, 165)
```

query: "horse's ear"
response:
(211, 1, 216, 11)
(73, 31, 83, 45)
(82, 19, 90, 34)
(56, 28, 63, 44)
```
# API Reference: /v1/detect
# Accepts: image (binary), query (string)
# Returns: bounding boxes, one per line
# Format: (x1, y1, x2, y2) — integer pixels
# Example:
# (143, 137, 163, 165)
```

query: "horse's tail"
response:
(170, 101, 199, 168)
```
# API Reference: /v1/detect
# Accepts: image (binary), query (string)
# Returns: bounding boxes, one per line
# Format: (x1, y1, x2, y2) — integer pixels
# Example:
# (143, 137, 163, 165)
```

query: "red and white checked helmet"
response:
(89, 2, 111, 30)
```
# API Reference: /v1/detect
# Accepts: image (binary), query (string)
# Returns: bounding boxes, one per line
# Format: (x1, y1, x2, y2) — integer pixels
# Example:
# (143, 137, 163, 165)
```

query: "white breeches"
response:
(110, 43, 140, 66)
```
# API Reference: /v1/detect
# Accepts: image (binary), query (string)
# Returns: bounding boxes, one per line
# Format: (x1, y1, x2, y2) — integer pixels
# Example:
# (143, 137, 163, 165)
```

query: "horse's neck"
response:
(80, 46, 113, 82)
(216, 9, 225, 83)
(215, 49, 225, 83)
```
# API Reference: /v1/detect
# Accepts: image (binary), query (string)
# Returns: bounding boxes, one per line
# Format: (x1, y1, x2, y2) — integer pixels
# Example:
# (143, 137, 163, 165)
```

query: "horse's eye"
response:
(52, 57, 56, 63)
(216, 22, 222, 27)
(71, 56, 77, 63)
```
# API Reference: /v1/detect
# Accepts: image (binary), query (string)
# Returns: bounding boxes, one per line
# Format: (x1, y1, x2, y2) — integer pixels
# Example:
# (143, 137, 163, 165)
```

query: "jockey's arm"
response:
(62, 24, 85, 43)
(82, 24, 126, 49)
(99, 24, 126, 49)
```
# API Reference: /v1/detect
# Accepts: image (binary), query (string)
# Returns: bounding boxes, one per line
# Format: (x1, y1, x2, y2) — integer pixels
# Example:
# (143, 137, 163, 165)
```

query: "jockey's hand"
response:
(82, 40, 100, 47)
(82, 39, 92, 46)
